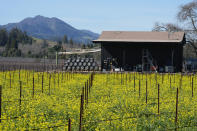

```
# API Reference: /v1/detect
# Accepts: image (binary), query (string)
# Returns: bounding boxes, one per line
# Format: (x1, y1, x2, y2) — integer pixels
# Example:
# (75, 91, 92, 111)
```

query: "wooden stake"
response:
(158, 84, 160, 114)
(170, 76, 171, 88)
(175, 88, 179, 127)
(49, 74, 51, 95)
(10, 73, 11, 88)
(33, 73, 35, 97)
(42, 73, 44, 93)
(19, 81, 22, 106)
(134, 75, 135, 91)
(192, 77, 194, 97)
(146, 80, 148, 104)
(58, 72, 59, 88)
(139, 79, 141, 98)
(68, 118, 71, 131)
(87, 81, 88, 105)
(79, 94, 84, 131)
(0, 85, 2, 123)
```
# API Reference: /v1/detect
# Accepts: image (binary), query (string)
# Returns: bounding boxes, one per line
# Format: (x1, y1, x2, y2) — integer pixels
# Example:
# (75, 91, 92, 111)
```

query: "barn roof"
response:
(93, 31, 185, 43)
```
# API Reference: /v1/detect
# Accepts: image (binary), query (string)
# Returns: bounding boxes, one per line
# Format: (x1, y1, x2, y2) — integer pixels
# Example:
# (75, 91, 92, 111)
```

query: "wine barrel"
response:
(87, 62, 91, 66)
(85, 66, 89, 71)
(72, 59, 76, 62)
(81, 58, 85, 62)
(74, 62, 78, 66)
(89, 66, 94, 71)
(67, 58, 71, 63)
(76, 66, 80, 71)
(76, 58, 80, 63)
(83, 62, 87, 66)
(69, 62, 73, 66)
(67, 66, 72, 71)
(92, 62, 96, 67)
(89, 58, 94, 63)
(81, 66, 84, 70)
(94, 66, 99, 71)
(85, 58, 89, 63)
(78, 62, 82, 66)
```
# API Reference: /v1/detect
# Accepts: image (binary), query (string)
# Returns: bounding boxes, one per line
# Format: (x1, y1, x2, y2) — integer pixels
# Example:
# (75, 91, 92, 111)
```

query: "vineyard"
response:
(0, 70, 196, 130)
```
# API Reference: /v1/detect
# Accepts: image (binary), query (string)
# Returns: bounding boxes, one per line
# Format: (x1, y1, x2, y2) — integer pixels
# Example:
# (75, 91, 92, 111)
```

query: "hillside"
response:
(1, 15, 99, 43)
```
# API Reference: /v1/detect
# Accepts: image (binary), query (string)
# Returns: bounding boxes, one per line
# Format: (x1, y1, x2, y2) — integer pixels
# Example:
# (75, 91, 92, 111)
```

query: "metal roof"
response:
(93, 31, 185, 43)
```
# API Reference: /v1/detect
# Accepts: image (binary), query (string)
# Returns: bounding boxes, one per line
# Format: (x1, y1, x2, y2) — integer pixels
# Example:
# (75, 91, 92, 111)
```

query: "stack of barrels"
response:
(63, 58, 99, 71)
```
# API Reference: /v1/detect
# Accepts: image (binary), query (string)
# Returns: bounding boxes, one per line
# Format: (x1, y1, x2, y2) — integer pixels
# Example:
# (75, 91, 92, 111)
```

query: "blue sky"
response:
(0, 0, 193, 33)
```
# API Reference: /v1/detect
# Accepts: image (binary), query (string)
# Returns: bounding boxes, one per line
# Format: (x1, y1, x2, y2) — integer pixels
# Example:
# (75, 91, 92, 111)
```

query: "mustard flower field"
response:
(0, 71, 196, 130)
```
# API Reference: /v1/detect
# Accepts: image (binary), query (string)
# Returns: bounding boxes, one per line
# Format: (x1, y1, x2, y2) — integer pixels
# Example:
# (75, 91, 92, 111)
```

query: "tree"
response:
(69, 38, 74, 48)
(152, 22, 183, 32)
(0, 29, 8, 46)
(152, 1, 197, 58)
(0, 28, 33, 57)
(177, 1, 197, 32)
(82, 44, 86, 49)
(42, 39, 48, 48)
(58, 40, 62, 45)
(177, 0, 197, 57)
(62, 35, 68, 43)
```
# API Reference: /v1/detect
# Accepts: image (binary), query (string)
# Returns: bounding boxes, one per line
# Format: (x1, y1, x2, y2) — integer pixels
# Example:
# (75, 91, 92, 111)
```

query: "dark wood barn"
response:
(93, 31, 186, 72)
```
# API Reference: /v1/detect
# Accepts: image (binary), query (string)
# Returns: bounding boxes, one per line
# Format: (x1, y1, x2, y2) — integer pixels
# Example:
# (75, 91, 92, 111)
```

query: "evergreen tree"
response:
(0, 29, 8, 46)
(62, 35, 68, 43)
(69, 38, 74, 46)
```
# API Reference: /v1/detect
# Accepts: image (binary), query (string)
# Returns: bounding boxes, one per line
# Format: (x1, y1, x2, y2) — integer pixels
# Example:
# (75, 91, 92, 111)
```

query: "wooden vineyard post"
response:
(84, 82, 86, 103)
(139, 79, 141, 98)
(19, 81, 22, 106)
(175, 88, 179, 128)
(170, 76, 171, 88)
(158, 84, 160, 114)
(126, 73, 127, 85)
(79, 94, 84, 131)
(42, 73, 44, 93)
(0, 85, 2, 123)
(146, 80, 148, 104)
(192, 77, 194, 97)
(58, 72, 59, 88)
(87, 80, 88, 105)
(68, 118, 71, 131)
(62, 72, 63, 82)
(10, 73, 11, 88)
(49, 74, 51, 95)
(120, 72, 122, 85)
(19, 69, 20, 81)
(134, 74, 135, 91)
(33, 73, 35, 98)
(53, 73, 55, 88)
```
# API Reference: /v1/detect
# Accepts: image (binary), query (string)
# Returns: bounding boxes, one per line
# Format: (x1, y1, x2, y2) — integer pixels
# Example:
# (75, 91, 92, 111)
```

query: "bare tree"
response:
(152, 1, 197, 58)
(177, 1, 197, 32)
(152, 22, 183, 32)
(177, 0, 197, 57)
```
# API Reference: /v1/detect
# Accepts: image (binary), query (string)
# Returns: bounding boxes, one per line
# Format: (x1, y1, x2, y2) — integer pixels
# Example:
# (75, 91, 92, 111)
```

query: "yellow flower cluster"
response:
(0, 70, 89, 130)
(0, 71, 197, 130)
(84, 73, 197, 130)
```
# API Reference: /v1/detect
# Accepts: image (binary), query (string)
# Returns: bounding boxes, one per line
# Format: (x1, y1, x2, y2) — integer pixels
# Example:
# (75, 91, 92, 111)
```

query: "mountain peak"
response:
(1, 16, 99, 43)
